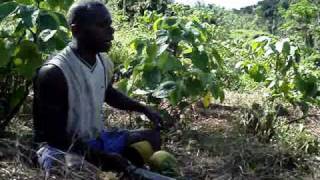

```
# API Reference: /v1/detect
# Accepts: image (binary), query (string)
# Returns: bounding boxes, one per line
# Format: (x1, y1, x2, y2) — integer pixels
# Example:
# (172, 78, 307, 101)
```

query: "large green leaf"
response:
(39, 29, 57, 42)
(191, 48, 209, 72)
(157, 43, 169, 56)
(52, 12, 68, 27)
(152, 81, 176, 98)
(16, 4, 36, 28)
(36, 11, 60, 31)
(169, 80, 185, 105)
(39, 27, 69, 52)
(275, 38, 290, 56)
(0, 40, 10, 67)
(16, 0, 33, 5)
(169, 27, 183, 43)
(157, 52, 182, 72)
(44, 0, 73, 11)
(45, 0, 60, 8)
(210, 81, 225, 102)
(184, 77, 203, 96)
(14, 40, 42, 79)
(247, 64, 267, 82)
(130, 38, 146, 55)
(142, 65, 161, 89)
(295, 75, 318, 97)
(211, 48, 223, 66)
(156, 34, 169, 45)
(146, 42, 158, 62)
(0, 1, 18, 22)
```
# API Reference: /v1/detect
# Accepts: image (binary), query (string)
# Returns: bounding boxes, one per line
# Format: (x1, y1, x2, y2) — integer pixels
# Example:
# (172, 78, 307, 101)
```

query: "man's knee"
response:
(127, 129, 161, 150)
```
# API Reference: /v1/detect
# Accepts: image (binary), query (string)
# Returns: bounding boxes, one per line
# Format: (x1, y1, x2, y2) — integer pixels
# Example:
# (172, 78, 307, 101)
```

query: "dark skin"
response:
(33, 5, 162, 173)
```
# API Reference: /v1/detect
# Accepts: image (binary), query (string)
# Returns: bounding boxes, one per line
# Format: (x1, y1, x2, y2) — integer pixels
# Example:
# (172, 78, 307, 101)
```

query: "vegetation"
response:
(0, 0, 319, 179)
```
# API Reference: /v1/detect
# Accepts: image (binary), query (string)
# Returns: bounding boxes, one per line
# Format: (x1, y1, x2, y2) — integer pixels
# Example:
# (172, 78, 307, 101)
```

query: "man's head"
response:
(67, 0, 114, 52)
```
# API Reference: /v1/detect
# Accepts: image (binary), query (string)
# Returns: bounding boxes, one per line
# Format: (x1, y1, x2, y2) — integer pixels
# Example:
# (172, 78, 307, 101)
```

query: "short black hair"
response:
(67, 0, 109, 26)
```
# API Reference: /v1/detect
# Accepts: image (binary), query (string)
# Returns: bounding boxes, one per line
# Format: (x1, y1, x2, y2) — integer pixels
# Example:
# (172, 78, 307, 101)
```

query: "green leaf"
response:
(130, 38, 146, 55)
(252, 36, 271, 51)
(169, 81, 185, 105)
(248, 64, 267, 82)
(158, 43, 169, 56)
(211, 48, 223, 65)
(275, 38, 290, 55)
(184, 77, 203, 96)
(156, 34, 169, 44)
(191, 49, 209, 72)
(0, 1, 18, 22)
(39, 27, 69, 52)
(46, 0, 60, 8)
(169, 27, 183, 43)
(39, 29, 57, 42)
(51, 12, 68, 27)
(142, 66, 161, 89)
(210, 82, 224, 102)
(36, 11, 59, 31)
(146, 42, 158, 61)
(157, 52, 182, 72)
(14, 40, 42, 79)
(152, 81, 176, 98)
(16, 5, 36, 28)
(0, 40, 10, 67)
(44, 0, 73, 11)
(16, 0, 33, 5)
(153, 17, 164, 31)
(295, 75, 318, 97)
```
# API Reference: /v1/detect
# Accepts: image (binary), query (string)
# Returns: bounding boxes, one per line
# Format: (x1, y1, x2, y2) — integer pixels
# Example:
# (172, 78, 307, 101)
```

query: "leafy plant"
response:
(116, 14, 225, 109)
(237, 36, 319, 110)
(0, 0, 71, 130)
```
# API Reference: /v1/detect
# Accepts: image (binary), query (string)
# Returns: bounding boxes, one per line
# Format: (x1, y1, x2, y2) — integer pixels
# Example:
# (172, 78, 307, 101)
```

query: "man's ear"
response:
(70, 24, 79, 37)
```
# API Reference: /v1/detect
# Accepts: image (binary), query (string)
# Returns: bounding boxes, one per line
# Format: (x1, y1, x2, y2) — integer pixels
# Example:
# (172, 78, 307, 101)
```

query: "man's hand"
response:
(104, 86, 163, 130)
(105, 153, 130, 172)
(143, 108, 163, 131)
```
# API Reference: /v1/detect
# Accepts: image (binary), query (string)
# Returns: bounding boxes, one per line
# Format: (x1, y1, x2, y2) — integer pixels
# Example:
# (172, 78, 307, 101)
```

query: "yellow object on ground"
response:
(130, 140, 154, 164)
(149, 150, 178, 176)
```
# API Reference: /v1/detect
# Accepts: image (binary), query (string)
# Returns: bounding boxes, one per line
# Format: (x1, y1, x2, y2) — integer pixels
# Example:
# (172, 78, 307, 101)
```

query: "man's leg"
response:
(127, 129, 161, 151)
(122, 129, 161, 167)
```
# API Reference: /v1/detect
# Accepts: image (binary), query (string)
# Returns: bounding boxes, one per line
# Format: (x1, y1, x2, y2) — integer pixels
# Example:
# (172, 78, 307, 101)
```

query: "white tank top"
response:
(45, 46, 114, 141)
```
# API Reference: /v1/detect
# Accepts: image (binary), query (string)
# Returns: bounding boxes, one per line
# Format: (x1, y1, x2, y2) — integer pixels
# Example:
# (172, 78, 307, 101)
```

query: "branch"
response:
(287, 114, 310, 124)
(0, 80, 32, 131)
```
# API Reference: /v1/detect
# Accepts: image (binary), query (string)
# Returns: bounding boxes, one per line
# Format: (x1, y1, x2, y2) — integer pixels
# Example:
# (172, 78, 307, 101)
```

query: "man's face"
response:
(75, 6, 114, 52)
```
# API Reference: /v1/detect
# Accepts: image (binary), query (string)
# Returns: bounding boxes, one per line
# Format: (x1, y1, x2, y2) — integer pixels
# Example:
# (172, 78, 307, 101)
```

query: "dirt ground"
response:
(0, 91, 319, 180)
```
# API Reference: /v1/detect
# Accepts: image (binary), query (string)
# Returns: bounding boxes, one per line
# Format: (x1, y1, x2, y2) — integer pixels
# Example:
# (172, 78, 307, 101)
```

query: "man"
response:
(33, 0, 162, 175)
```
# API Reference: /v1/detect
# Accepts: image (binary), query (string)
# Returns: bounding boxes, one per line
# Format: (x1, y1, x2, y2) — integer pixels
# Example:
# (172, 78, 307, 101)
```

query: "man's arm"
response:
(105, 85, 162, 130)
(33, 64, 70, 150)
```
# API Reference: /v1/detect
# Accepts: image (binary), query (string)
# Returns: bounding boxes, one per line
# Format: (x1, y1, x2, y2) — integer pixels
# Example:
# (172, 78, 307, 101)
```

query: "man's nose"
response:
(110, 26, 115, 34)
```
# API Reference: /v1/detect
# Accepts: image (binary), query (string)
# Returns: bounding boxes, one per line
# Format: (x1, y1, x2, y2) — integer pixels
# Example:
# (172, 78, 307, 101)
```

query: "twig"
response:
(287, 115, 309, 124)
(0, 81, 32, 130)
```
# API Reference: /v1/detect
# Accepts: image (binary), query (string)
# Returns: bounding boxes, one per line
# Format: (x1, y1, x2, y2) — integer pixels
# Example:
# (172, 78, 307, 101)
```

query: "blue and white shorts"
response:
(37, 130, 129, 173)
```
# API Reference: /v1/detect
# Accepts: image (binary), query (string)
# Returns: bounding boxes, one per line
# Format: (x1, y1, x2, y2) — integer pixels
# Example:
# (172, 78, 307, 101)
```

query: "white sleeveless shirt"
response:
(45, 46, 114, 141)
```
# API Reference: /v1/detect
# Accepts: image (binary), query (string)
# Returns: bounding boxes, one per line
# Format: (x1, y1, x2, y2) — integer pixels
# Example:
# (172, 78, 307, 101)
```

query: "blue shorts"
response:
(86, 130, 129, 154)
(37, 130, 129, 172)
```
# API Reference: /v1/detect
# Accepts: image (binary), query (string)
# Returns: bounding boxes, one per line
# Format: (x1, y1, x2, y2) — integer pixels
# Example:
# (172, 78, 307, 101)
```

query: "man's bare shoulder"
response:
(36, 64, 67, 90)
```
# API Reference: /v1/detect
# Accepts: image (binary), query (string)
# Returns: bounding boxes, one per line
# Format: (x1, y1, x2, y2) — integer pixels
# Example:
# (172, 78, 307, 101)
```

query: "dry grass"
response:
(0, 91, 320, 179)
